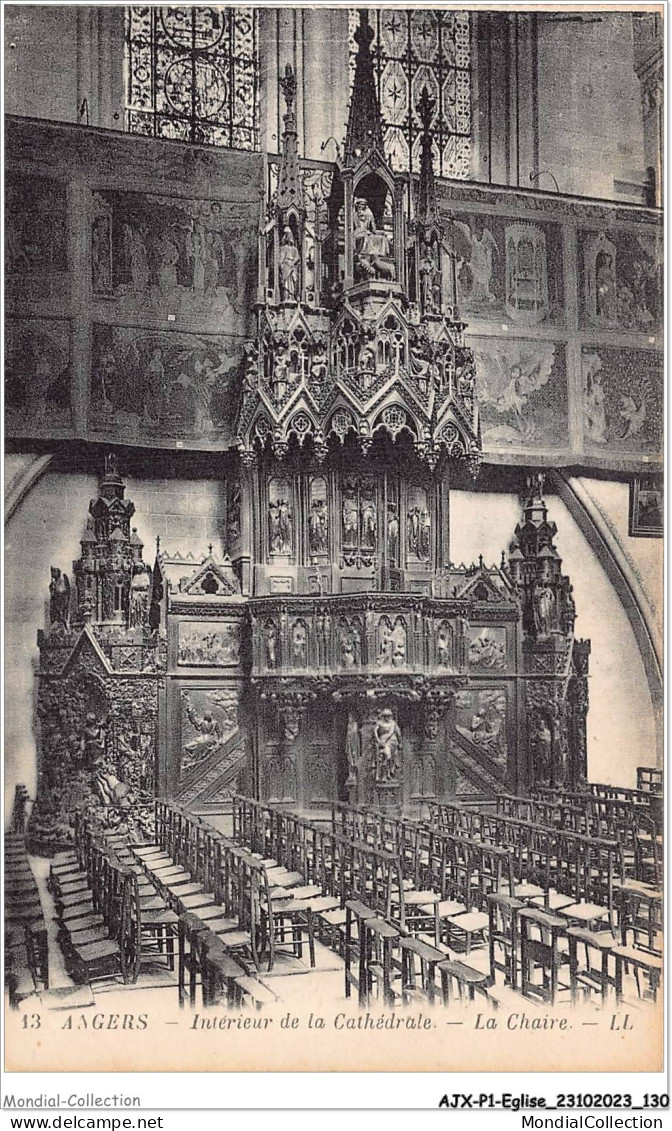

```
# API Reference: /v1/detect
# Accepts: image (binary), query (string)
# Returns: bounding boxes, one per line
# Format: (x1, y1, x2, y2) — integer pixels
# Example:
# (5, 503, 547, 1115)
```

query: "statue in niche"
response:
(533, 583, 557, 640)
(583, 354, 607, 444)
(353, 197, 394, 282)
(339, 620, 361, 668)
(409, 339, 430, 396)
(279, 226, 300, 301)
(268, 497, 292, 555)
(378, 619, 394, 666)
(49, 567, 71, 630)
(372, 708, 402, 784)
(342, 485, 359, 547)
(391, 620, 407, 667)
(310, 339, 328, 386)
(291, 622, 307, 667)
(456, 357, 476, 400)
(272, 352, 291, 402)
(361, 492, 377, 549)
(309, 498, 328, 556)
(407, 506, 430, 562)
(265, 622, 278, 668)
(419, 239, 441, 315)
(345, 712, 361, 794)
(387, 504, 399, 562)
(436, 625, 451, 667)
(128, 565, 150, 628)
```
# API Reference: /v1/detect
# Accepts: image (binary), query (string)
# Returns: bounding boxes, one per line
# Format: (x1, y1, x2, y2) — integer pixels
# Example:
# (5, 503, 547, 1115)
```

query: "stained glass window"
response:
(349, 9, 471, 178)
(125, 7, 259, 150)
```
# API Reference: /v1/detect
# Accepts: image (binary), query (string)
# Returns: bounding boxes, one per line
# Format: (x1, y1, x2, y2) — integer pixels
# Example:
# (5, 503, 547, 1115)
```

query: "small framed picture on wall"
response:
(629, 474, 664, 538)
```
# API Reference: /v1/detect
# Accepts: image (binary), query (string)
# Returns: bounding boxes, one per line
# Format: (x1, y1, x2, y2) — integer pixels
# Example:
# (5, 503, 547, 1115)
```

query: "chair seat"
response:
(612, 945, 662, 970)
(402, 889, 441, 906)
(205, 917, 240, 935)
(219, 930, 252, 949)
(191, 904, 231, 922)
(165, 881, 204, 897)
(74, 939, 120, 962)
(447, 910, 489, 933)
(302, 895, 341, 913)
(514, 883, 545, 900)
(560, 902, 610, 923)
(280, 884, 321, 900)
(319, 908, 347, 926)
(179, 891, 217, 910)
(533, 890, 576, 911)
(235, 976, 277, 1004)
(567, 927, 616, 950)
(422, 899, 466, 917)
(141, 908, 180, 925)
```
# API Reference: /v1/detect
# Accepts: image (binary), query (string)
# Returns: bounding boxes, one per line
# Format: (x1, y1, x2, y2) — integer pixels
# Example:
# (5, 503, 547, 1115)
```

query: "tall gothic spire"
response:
(277, 64, 303, 214)
(416, 86, 440, 228)
(344, 10, 384, 164)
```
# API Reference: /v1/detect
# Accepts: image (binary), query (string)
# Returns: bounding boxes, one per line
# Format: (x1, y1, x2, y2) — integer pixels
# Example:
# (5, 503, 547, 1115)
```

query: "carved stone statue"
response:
(345, 712, 361, 791)
(309, 499, 328, 555)
(128, 565, 150, 628)
(372, 708, 402, 784)
(265, 623, 278, 668)
(353, 197, 394, 282)
(269, 497, 292, 555)
(279, 225, 300, 301)
(533, 583, 557, 639)
(49, 567, 71, 630)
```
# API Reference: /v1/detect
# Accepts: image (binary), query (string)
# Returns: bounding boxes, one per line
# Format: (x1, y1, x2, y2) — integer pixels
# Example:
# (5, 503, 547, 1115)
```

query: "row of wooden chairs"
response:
(141, 802, 323, 990)
(5, 832, 49, 1007)
(49, 815, 177, 985)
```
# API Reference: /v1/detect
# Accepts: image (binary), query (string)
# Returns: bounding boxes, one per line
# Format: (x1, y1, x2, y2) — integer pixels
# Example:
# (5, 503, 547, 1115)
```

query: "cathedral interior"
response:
(4, 6, 664, 1041)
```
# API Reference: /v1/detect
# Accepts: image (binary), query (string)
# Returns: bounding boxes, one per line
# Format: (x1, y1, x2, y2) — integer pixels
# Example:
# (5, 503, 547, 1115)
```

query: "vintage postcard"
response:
(3, 1, 664, 1082)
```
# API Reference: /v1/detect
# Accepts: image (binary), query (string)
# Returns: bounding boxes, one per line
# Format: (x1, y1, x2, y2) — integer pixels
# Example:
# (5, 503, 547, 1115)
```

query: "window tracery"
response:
(348, 8, 471, 176)
(125, 7, 259, 150)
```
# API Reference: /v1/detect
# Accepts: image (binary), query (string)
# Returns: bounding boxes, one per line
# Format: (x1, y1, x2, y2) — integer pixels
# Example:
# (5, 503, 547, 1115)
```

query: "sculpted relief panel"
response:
(91, 190, 257, 332)
(582, 346, 663, 457)
(89, 325, 239, 446)
(177, 623, 241, 667)
(471, 337, 567, 451)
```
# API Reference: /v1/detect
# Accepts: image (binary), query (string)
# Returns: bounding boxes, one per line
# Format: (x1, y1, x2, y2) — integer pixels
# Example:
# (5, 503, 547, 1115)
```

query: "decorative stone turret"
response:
(236, 10, 481, 473)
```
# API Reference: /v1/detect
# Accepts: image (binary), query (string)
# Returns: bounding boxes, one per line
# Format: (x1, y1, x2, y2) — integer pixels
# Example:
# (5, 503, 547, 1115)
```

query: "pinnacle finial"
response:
(417, 86, 436, 133)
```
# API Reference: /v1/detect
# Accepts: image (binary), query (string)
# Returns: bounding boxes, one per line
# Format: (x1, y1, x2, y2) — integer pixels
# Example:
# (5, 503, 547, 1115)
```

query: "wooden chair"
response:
(519, 907, 569, 1005)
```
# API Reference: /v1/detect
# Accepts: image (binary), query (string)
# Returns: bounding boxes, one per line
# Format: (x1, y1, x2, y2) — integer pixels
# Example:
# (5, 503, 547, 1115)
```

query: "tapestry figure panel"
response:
(91, 189, 257, 331)
(89, 324, 240, 446)
(579, 226, 663, 333)
(5, 317, 73, 436)
(470, 336, 568, 450)
(582, 346, 663, 457)
(451, 212, 564, 327)
(5, 173, 68, 300)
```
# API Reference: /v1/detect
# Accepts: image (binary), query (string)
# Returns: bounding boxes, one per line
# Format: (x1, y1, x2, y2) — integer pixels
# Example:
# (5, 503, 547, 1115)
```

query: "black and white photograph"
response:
(3, 0, 665, 1100)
